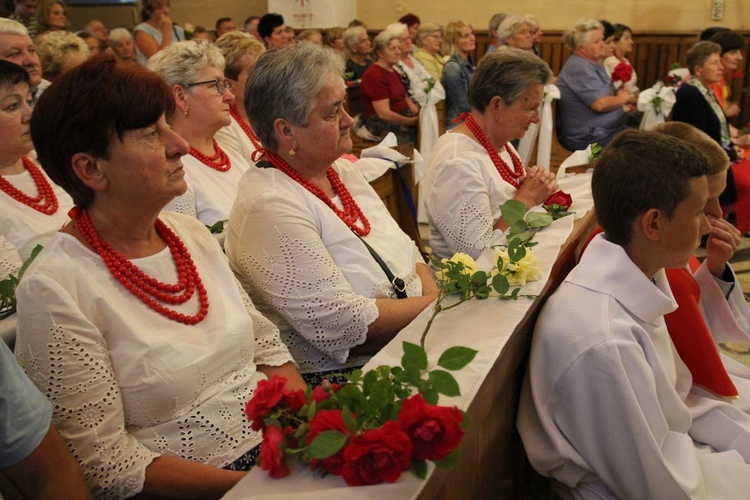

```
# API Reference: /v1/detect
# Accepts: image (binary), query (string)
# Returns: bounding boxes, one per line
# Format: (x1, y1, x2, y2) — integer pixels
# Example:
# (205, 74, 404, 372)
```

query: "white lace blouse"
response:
(14, 212, 293, 498)
(225, 159, 424, 374)
(214, 116, 260, 165)
(422, 132, 521, 260)
(163, 147, 251, 228)
(0, 162, 74, 260)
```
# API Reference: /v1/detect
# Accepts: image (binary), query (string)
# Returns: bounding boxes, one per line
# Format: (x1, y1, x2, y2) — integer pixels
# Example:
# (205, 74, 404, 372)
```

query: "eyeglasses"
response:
(185, 78, 229, 95)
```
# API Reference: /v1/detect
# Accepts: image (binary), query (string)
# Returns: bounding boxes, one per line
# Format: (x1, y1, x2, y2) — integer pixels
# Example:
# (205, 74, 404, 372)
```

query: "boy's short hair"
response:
(653, 122, 730, 176)
(592, 129, 710, 246)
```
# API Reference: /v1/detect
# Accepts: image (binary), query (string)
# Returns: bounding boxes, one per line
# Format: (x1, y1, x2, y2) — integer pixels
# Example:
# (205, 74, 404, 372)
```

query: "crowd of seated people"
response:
(2, 5, 750, 498)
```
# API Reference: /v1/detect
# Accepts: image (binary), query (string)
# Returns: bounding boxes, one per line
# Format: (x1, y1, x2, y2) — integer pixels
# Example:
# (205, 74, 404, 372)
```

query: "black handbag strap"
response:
(352, 231, 407, 299)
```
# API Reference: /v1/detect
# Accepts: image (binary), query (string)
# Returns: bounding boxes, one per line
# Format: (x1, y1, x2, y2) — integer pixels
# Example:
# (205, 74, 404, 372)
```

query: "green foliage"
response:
(588, 142, 602, 163)
(205, 220, 227, 234)
(0, 245, 43, 320)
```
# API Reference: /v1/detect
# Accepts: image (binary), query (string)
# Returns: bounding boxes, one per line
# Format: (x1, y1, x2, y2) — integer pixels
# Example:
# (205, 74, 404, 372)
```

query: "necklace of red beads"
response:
(189, 139, 232, 172)
(464, 113, 525, 189)
(229, 104, 262, 151)
(266, 151, 371, 236)
(0, 157, 59, 215)
(71, 206, 209, 325)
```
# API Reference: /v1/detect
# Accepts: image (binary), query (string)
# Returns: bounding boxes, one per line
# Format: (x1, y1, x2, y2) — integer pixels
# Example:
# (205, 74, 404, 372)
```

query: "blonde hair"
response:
(562, 18, 603, 52)
(442, 20, 471, 57)
(35, 30, 88, 80)
(215, 31, 265, 80)
(36, 0, 69, 34)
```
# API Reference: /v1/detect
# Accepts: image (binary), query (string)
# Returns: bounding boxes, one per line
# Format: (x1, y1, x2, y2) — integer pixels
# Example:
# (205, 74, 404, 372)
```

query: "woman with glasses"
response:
(414, 22, 445, 81)
(225, 43, 438, 384)
(149, 40, 252, 243)
(16, 54, 303, 498)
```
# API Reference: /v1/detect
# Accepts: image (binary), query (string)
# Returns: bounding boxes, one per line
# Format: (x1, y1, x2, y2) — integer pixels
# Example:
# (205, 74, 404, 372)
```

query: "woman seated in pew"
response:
(0, 60, 73, 262)
(213, 31, 265, 161)
(414, 22, 444, 81)
(422, 49, 558, 260)
(148, 40, 253, 242)
(225, 43, 438, 385)
(556, 19, 631, 151)
(15, 55, 303, 498)
(359, 30, 419, 145)
(342, 25, 371, 84)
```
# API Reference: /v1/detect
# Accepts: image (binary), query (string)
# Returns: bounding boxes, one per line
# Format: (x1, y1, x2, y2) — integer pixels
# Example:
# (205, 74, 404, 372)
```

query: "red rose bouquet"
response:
(245, 342, 476, 486)
(611, 60, 633, 84)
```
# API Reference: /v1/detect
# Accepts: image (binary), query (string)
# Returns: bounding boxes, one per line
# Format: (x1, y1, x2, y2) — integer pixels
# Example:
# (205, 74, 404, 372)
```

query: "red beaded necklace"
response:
(189, 139, 231, 172)
(71, 207, 209, 325)
(229, 104, 262, 150)
(265, 151, 371, 237)
(0, 157, 59, 215)
(464, 114, 525, 189)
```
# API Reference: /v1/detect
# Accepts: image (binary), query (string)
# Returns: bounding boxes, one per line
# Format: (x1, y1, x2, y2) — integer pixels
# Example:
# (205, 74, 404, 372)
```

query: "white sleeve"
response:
(687, 389, 750, 462)
(163, 181, 198, 220)
(694, 261, 750, 342)
(14, 274, 158, 499)
(229, 191, 376, 365)
(234, 276, 295, 368)
(425, 157, 504, 259)
(551, 341, 750, 498)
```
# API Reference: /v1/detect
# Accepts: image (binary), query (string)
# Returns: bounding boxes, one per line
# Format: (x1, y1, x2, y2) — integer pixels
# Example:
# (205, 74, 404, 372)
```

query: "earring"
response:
(184, 108, 189, 117)
(289, 149, 296, 156)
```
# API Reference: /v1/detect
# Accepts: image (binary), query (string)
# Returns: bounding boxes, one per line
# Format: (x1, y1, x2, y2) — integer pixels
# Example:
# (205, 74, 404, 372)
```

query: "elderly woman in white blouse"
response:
(213, 31, 266, 161)
(422, 49, 558, 260)
(16, 54, 303, 498)
(226, 43, 438, 384)
(148, 40, 252, 241)
(0, 60, 73, 263)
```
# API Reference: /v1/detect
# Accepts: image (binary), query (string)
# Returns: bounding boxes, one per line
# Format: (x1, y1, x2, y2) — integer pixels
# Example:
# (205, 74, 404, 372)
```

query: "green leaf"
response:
(369, 378, 394, 411)
(460, 410, 472, 430)
(508, 219, 529, 236)
(429, 370, 461, 397)
(492, 274, 510, 295)
(526, 211, 553, 228)
(507, 238, 527, 261)
(410, 459, 428, 479)
(434, 450, 459, 469)
(500, 199, 527, 227)
(437, 346, 478, 371)
(306, 399, 317, 421)
(342, 405, 358, 433)
(205, 219, 227, 234)
(308, 430, 349, 459)
(362, 369, 378, 396)
(17, 244, 42, 280)
(402, 341, 428, 371)
(421, 387, 439, 405)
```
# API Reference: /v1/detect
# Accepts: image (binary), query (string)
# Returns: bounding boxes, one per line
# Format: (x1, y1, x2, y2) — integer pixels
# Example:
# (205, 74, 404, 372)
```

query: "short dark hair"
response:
(398, 13, 420, 28)
(709, 29, 744, 55)
(258, 13, 284, 40)
(0, 59, 30, 89)
(653, 122, 730, 176)
(699, 26, 728, 41)
(30, 54, 174, 207)
(612, 23, 631, 41)
(599, 20, 615, 40)
(215, 17, 232, 31)
(592, 129, 710, 246)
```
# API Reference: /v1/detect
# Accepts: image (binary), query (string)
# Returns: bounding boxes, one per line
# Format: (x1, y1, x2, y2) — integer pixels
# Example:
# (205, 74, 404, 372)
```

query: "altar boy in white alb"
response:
(518, 129, 750, 499)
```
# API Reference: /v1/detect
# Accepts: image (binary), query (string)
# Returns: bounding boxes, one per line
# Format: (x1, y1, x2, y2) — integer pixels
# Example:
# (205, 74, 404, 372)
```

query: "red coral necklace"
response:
(0, 157, 59, 215)
(229, 104, 262, 150)
(189, 139, 231, 172)
(265, 151, 371, 236)
(71, 206, 209, 325)
(464, 114, 524, 189)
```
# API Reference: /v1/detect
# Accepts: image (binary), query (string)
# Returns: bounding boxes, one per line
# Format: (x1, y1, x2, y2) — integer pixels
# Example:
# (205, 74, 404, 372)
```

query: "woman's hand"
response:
(726, 102, 741, 118)
(705, 215, 742, 279)
(514, 166, 558, 210)
(157, 13, 173, 34)
(416, 262, 439, 299)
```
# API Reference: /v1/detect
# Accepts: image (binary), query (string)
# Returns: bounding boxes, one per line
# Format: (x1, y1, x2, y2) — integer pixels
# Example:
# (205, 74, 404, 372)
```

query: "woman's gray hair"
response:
(384, 22, 408, 39)
(416, 22, 442, 47)
(686, 41, 722, 75)
(562, 18, 603, 52)
(147, 40, 225, 90)
(497, 15, 530, 45)
(245, 42, 344, 151)
(469, 48, 552, 111)
(343, 25, 367, 55)
(35, 30, 89, 80)
(372, 29, 399, 55)
(107, 27, 132, 47)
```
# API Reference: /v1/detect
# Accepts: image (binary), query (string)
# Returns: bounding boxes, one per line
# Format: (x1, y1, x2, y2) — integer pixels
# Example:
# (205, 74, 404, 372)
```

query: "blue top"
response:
(134, 22, 186, 66)
(557, 54, 626, 151)
(0, 340, 52, 467)
(442, 53, 474, 129)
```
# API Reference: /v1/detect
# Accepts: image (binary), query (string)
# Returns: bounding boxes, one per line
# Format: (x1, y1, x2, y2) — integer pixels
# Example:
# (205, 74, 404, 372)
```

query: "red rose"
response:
(259, 425, 292, 478)
(544, 190, 572, 210)
(311, 382, 341, 403)
(307, 409, 351, 475)
(281, 388, 306, 413)
(245, 376, 288, 431)
(397, 394, 464, 461)
(611, 60, 633, 83)
(341, 421, 412, 486)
